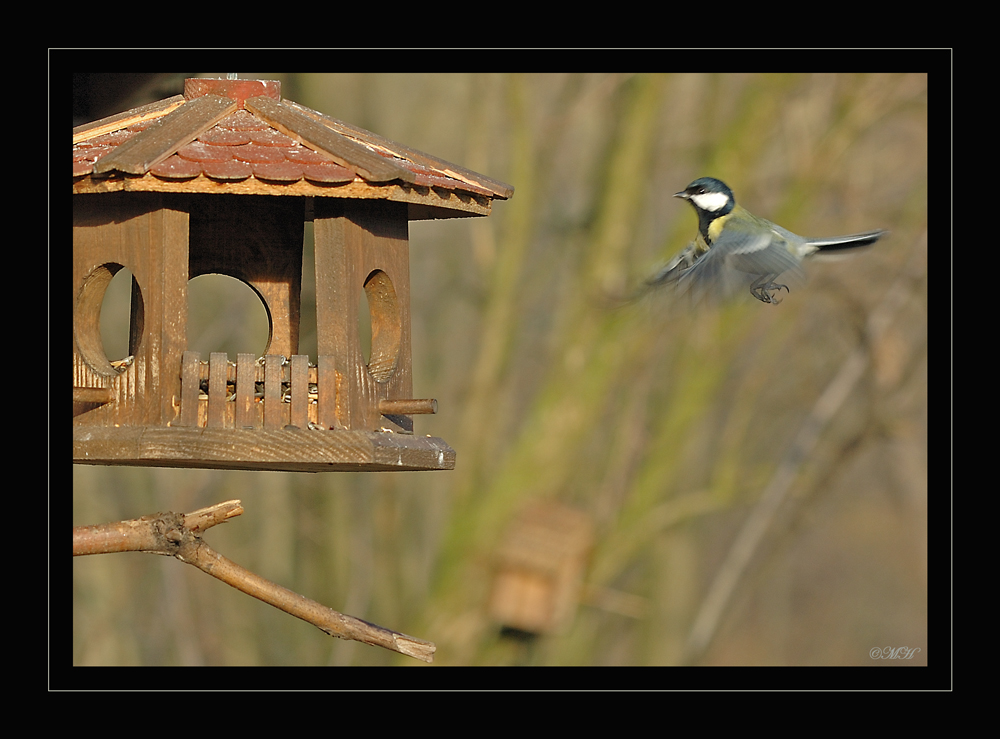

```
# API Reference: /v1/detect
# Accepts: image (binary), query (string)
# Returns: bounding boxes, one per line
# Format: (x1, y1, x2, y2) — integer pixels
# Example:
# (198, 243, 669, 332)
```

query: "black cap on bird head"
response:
(674, 177, 735, 207)
(675, 177, 736, 240)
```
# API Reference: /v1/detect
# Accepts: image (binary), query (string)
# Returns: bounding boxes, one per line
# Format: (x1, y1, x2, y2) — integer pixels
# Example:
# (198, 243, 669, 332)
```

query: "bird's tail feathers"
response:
(807, 229, 887, 252)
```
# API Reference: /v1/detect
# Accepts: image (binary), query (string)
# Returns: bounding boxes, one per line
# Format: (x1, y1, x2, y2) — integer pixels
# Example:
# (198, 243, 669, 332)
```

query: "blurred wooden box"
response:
(490, 503, 594, 635)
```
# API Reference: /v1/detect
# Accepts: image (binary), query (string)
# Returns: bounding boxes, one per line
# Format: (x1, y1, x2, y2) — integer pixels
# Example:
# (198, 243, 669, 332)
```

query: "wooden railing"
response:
(173, 351, 319, 430)
(173, 351, 438, 431)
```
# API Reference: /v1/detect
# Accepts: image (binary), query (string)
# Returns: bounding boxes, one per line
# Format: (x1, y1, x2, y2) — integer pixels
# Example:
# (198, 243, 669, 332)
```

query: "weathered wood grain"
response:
(245, 96, 414, 184)
(74, 426, 455, 472)
(93, 95, 237, 175)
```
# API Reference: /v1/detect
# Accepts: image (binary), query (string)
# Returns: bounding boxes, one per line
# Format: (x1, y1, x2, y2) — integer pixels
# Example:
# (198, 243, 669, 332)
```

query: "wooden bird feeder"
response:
(73, 77, 512, 472)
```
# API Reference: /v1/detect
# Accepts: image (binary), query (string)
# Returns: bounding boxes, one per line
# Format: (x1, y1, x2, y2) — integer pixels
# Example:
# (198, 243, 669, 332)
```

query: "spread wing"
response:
(675, 220, 802, 303)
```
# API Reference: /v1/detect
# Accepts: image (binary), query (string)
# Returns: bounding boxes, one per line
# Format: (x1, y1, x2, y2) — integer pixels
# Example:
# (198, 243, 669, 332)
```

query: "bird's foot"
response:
(750, 282, 789, 304)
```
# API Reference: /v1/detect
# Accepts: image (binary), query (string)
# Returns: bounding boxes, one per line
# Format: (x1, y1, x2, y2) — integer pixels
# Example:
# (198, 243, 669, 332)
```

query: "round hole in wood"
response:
(362, 270, 401, 383)
(358, 285, 372, 366)
(187, 273, 271, 357)
(75, 263, 145, 377)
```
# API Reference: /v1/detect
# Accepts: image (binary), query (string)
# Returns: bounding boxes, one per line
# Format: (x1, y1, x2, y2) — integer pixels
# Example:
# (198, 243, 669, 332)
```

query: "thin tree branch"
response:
(684, 233, 927, 663)
(73, 499, 436, 663)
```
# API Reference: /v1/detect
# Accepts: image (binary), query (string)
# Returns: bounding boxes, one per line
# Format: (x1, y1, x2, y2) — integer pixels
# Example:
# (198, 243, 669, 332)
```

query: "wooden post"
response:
(313, 199, 413, 433)
(73, 191, 189, 429)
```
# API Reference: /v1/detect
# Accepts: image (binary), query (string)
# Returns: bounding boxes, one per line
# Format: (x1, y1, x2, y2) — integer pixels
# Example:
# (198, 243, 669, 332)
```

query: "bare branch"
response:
(73, 499, 435, 663)
(183, 499, 245, 533)
(684, 234, 928, 663)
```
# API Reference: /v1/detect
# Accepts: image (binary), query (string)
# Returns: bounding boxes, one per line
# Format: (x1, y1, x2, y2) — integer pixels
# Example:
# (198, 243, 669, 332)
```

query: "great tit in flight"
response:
(647, 177, 886, 304)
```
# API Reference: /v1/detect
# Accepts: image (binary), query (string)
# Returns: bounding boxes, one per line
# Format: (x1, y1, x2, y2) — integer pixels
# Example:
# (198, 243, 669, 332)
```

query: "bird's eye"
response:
(696, 187, 706, 194)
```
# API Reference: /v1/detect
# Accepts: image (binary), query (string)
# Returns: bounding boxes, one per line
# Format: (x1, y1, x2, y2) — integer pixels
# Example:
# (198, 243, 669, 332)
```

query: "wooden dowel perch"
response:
(73, 387, 114, 405)
(73, 500, 435, 663)
(378, 398, 438, 415)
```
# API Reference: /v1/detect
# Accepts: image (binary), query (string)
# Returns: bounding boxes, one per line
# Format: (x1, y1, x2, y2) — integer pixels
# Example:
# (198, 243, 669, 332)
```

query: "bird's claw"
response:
(751, 282, 789, 304)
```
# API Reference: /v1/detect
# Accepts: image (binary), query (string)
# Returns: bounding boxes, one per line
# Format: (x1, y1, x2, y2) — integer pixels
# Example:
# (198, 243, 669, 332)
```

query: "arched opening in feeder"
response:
(358, 281, 372, 367)
(187, 273, 271, 358)
(76, 262, 145, 377)
(362, 269, 401, 383)
(100, 266, 137, 363)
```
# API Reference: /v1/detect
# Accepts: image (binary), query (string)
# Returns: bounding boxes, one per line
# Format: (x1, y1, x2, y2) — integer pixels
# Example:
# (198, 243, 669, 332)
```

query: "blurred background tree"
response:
(72, 71, 928, 666)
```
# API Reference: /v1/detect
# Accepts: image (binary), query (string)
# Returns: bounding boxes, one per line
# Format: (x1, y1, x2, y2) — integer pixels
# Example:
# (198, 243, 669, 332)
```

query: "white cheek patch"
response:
(690, 191, 730, 212)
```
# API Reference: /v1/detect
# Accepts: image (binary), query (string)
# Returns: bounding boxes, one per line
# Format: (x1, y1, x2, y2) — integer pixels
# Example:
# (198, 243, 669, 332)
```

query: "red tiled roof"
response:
(73, 78, 512, 217)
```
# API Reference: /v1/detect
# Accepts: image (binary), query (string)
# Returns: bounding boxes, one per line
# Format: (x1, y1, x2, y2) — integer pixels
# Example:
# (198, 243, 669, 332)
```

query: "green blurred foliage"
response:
(73, 72, 928, 667)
